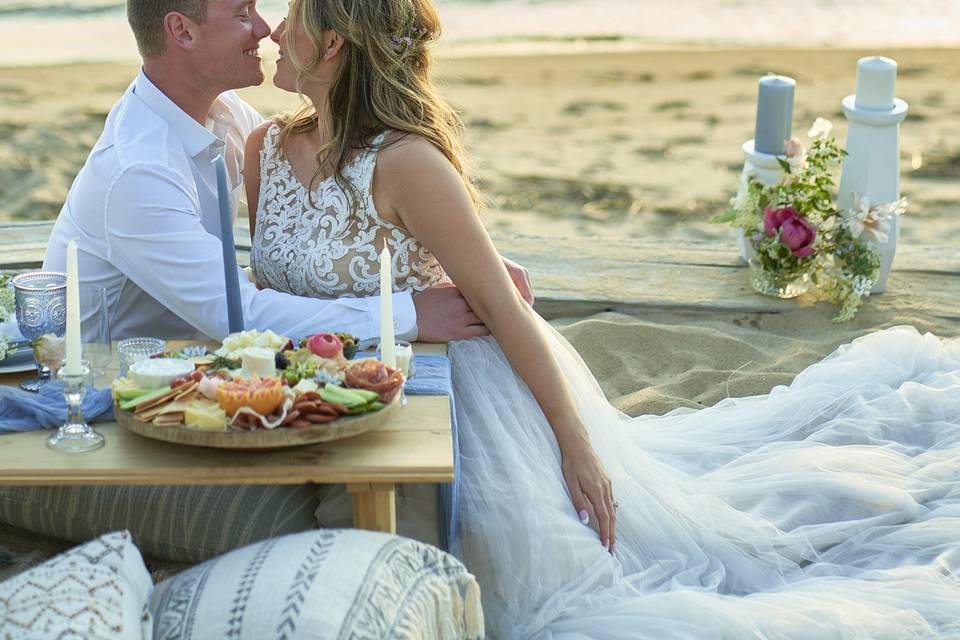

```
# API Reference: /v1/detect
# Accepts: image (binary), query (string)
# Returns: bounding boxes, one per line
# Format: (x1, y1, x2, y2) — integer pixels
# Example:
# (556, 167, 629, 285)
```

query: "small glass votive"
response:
(394, 340, 414, 380)
(117, 337, 166, 377)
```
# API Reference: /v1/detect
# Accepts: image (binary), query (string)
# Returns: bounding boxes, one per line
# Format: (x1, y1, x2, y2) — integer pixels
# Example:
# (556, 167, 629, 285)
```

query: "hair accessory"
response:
(389, 25, 427, 56)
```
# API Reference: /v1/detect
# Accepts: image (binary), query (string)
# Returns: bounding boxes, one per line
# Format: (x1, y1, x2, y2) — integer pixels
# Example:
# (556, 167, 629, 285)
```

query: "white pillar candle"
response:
(854, 56, 897, 111)
(63, 239, 83, 376)
(379, 243, 396, 368)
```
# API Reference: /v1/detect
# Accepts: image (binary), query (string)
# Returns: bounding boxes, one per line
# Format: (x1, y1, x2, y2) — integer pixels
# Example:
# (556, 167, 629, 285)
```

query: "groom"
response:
(9, 0, 531, 563)
(42, 0, 531, 344)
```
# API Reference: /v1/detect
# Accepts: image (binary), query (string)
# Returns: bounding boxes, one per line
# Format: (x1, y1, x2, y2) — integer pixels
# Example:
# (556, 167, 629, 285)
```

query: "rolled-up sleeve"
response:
(104, 163, 416, 341)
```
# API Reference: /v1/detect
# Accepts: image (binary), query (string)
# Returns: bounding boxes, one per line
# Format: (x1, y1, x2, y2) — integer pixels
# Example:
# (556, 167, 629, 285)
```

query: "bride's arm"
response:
(377, 136, 617, 552)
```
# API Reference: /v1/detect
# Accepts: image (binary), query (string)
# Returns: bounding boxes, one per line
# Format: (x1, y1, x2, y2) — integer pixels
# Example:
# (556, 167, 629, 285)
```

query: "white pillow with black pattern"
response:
(149, 529, 483, 640)
(0, 530, 153, 639)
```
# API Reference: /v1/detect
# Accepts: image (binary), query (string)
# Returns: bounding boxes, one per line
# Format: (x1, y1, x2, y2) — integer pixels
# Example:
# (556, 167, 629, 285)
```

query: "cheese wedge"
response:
(185, 401, 228, 431)
(241, 347, 276, 379)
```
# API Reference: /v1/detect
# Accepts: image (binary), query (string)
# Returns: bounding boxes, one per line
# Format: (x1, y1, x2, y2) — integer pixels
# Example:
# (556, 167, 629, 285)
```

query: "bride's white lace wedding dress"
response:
(252, 124, 960, 639)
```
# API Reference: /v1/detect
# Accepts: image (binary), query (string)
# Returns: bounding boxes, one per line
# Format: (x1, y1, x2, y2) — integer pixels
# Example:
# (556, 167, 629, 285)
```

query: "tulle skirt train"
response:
(448, 324, 960, 639)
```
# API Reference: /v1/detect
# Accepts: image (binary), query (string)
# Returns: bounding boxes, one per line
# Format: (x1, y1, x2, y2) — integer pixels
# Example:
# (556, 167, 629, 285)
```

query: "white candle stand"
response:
(837, 97, 908, 293)
(837, 58, 909, 294)
(734, 140, 787, 263)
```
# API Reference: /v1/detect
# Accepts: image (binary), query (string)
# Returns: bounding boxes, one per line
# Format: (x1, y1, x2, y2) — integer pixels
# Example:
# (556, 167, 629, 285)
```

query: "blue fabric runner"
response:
(403, 354, 460, 552)
(0, 382, 114, 432)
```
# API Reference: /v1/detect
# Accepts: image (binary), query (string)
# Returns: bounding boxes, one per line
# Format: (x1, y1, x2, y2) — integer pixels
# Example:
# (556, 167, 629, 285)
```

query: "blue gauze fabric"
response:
(0, 382, 114, 432)
(404, 354, 460, 552)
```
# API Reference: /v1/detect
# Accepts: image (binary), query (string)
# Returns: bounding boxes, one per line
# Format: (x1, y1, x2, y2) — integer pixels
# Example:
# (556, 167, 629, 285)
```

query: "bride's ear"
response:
(321, 31, 345, 61)
(164, 12, 198, 51)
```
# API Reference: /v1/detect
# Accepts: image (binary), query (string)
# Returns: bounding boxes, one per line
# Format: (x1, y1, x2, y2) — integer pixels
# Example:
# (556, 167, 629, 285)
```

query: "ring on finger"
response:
(612, 500, 619, 511)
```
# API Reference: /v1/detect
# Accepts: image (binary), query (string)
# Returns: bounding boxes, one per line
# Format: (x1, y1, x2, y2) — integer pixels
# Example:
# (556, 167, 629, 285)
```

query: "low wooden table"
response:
(0, 342, 453, 535)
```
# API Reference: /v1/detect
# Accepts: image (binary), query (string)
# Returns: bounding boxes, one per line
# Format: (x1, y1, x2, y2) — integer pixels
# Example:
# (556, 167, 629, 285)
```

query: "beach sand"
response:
(1, 46, 960, 244)
(1, 45, 959, 580)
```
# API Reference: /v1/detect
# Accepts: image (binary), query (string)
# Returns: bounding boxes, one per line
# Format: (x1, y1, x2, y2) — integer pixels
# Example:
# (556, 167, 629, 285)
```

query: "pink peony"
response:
(780, 216, 817, 257)
(764, 206, 798, 237)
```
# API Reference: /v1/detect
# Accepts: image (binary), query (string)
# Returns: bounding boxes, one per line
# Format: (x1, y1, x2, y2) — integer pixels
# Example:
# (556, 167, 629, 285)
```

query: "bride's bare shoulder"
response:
(245, 120, 275, 153)
(378, 131, 448, 165)
(376, 131, 457, 184)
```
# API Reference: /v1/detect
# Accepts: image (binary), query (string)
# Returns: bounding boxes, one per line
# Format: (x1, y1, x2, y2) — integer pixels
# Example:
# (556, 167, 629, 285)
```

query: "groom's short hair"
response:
(127, 0, 209, 58)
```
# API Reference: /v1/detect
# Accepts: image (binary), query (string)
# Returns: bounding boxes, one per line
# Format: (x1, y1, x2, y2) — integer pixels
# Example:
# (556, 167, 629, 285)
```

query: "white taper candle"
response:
(63, 239, 83, 376)
(379, 243, 396, 368)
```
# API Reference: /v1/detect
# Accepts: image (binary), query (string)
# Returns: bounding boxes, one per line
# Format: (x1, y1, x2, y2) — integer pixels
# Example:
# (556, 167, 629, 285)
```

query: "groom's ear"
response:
(321, 31, 345, 61)
(164, 11, 199, 51)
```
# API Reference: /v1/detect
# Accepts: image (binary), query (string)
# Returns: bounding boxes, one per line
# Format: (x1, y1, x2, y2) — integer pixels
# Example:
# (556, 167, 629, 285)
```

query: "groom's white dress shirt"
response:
(43, 70, 417, 341)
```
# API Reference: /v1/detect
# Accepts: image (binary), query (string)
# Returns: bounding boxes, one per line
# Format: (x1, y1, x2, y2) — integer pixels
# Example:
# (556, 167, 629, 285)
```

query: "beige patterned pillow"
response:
(149, 529, 483, 640)
(0, 530, 153, 639)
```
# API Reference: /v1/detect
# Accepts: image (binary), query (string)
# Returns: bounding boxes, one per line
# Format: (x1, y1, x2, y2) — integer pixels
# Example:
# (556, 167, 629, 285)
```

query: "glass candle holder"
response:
(394, 340, 415, 380)
(47, 360, 105, 453)
(117, 337, 166, 377)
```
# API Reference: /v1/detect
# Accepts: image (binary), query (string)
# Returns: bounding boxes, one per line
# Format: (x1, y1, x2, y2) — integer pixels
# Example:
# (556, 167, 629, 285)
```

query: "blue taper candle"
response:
(754, 75, 796, 155)
(213, 154, 245, 334)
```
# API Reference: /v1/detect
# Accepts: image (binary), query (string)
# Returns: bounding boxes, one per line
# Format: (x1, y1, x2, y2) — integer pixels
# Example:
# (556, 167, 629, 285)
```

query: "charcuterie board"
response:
(115, 392, 401, 449)
(111, 329, 404, 450)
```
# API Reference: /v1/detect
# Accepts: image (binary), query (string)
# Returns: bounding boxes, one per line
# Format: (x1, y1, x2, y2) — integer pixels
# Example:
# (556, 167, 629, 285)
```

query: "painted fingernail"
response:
(578, 509, 589, 525)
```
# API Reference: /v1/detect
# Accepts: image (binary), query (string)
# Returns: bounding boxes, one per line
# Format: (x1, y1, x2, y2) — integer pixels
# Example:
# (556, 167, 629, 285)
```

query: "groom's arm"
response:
(103, 163, 416, 341)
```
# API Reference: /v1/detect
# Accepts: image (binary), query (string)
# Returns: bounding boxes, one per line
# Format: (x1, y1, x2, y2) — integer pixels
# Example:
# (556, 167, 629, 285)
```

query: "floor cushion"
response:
(0, 485, 319, 564)
(0, 530, 152, 639)
(149, 528, 483, 640)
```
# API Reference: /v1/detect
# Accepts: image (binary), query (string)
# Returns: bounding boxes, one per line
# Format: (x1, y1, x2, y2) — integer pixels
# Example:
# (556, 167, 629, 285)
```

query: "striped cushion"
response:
(0, 485, 319, 564)
(149, 528, 484, 639)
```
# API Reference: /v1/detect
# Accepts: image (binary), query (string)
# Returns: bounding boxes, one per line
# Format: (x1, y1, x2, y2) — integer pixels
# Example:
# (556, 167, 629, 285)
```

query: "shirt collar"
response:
(132, 69, 232, 160)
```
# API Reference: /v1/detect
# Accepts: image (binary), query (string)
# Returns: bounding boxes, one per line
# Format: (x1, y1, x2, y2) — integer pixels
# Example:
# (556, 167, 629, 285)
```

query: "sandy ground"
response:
(1, 45, 959, 581)
(1, 46, 959, 244)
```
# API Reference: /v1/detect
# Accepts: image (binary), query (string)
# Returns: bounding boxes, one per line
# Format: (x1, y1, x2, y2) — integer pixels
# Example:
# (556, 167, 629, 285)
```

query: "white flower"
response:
(843, 194, 906, 244)
(808, 117, 833, 140)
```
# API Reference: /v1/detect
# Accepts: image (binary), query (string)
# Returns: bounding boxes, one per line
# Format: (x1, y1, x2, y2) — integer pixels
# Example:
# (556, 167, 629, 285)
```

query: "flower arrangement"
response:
(712, 118, 906, 321)
(0, 275, 14, 360)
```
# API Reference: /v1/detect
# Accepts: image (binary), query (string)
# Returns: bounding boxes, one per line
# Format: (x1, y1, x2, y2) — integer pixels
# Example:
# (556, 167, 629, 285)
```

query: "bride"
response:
(246, 0, 960, 637)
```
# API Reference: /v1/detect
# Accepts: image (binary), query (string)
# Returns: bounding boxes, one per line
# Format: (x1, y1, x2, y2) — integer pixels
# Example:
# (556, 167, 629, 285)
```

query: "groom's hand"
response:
(500, 256, 534, 305)
(413, 285, 491, 342)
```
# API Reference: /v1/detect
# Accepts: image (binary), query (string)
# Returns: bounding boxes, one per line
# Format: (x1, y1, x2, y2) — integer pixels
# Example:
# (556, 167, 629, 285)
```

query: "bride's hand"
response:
(560, 435, 616, 554)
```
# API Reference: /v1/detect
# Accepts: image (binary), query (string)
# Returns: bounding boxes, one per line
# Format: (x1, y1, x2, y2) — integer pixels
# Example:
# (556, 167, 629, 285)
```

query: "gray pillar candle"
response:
(754, 75, 796, 155)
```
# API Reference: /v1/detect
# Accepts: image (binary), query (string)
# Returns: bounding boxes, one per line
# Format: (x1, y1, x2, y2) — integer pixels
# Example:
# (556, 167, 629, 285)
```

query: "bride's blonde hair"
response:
(275, 0, 482, 211)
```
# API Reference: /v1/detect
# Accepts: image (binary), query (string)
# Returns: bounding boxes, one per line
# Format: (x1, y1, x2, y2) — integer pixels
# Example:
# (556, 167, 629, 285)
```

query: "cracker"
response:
(153, 412, 185, 427)
(134, 381, 198, 414)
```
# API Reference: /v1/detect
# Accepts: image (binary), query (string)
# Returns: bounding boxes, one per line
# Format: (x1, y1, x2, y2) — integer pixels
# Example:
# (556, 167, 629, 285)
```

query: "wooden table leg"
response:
(347, 482, 397, 534)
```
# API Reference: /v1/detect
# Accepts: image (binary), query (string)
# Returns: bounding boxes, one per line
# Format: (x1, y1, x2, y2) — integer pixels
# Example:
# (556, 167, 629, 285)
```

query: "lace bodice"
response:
(250, 123, 449, 299)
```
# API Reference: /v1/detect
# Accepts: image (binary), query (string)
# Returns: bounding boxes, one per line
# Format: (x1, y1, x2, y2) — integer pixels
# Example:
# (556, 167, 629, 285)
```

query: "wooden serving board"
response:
(116, 394, 402, 450)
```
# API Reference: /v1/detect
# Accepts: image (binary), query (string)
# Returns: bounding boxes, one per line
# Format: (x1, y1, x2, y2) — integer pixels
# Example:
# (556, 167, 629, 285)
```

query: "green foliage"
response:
(0, 275, 12, 324)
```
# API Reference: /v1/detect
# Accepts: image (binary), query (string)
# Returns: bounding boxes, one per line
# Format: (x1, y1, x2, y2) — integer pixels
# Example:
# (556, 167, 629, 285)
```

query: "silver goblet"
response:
(12, 271, 67, 392)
